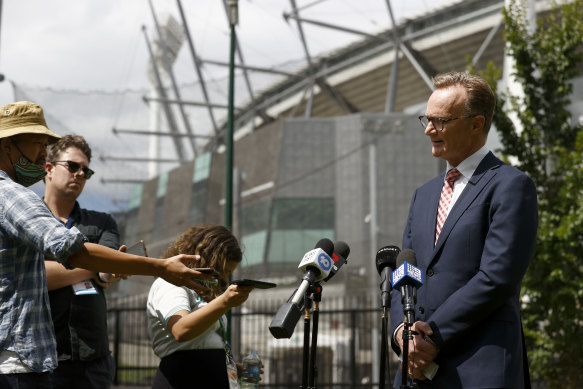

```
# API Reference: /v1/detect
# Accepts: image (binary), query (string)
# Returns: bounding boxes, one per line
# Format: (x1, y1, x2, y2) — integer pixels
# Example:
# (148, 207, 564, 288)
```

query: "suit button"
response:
(418, 306, 425, 314)
(427, 269, 435, 277)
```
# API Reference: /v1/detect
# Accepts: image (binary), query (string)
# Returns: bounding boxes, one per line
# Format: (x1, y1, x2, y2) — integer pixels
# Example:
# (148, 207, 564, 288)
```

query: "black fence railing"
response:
(107, 293, 397, 388)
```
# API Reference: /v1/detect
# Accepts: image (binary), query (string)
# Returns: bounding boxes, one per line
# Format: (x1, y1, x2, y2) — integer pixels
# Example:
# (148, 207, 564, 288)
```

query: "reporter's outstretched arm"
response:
(68, 242, 210, 292)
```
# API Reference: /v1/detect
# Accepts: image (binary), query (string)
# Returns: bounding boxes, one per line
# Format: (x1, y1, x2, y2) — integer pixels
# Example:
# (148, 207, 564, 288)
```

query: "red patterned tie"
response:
(435, 168, 462, 245)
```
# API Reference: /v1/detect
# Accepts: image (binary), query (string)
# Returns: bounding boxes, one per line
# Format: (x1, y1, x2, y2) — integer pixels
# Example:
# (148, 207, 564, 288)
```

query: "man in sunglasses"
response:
(43, 135, 120, 389)
(0, 101, 210, 389)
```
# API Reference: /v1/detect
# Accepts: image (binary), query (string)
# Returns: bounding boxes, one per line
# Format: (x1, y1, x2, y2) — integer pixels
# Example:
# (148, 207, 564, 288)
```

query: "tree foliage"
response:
(477, 1, 583, 386)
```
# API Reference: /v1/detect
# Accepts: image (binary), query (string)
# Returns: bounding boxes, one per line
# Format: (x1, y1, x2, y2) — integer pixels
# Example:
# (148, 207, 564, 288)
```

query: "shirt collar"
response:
(446, 145, 489, 181)
(0, 170, 12, 181)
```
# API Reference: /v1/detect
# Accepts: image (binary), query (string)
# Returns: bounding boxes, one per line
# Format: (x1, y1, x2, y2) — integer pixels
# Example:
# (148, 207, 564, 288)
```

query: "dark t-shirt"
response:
(47, 202, 120, 361)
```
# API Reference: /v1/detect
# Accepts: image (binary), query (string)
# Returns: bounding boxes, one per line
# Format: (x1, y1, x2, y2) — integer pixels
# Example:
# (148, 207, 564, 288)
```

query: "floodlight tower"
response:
(146, 14, 185, 178)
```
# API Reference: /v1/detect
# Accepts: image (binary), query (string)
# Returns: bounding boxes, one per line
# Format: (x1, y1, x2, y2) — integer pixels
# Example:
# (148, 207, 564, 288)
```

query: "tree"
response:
(478, 0, 583, 386)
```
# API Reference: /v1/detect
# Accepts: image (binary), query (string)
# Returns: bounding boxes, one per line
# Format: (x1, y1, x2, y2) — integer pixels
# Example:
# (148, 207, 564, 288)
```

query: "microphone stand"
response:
(400, 316, 418, 389)
(379, 306, 390, 389)
(301, 293, 312, 389)
(301, 282, 322, 389)
(378, 266, 393, 389)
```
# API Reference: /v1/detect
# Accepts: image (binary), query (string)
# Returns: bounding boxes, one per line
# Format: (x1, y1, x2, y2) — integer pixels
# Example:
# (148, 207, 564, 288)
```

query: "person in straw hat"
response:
(0, 101, 212, 389)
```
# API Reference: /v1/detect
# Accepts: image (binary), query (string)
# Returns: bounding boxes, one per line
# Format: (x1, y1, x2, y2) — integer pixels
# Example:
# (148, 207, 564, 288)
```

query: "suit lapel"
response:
(431, 152, 502, 262)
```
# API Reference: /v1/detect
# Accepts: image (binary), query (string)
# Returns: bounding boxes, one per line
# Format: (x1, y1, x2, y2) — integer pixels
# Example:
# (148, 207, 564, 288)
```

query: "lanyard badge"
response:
(219, 317, 240, 389)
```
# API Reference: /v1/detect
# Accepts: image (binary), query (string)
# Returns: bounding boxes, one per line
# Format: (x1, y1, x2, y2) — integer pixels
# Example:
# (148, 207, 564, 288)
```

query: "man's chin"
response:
(67, 185, 83, 194)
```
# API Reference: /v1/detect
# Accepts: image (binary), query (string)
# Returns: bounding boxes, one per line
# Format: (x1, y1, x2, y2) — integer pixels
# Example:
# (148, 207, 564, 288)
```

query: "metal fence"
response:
(107, 293, 397, 388)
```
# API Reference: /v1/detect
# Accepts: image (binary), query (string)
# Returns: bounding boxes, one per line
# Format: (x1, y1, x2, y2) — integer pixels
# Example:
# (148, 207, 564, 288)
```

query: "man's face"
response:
(12, 134, 50, 165)
(424, 85, 482, 166)
(45, 146, 90, 199)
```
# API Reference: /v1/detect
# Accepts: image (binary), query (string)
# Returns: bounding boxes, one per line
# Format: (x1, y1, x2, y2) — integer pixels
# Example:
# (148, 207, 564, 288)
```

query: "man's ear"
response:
(45, 161, 55, 177)
(471, 115, 486, 134)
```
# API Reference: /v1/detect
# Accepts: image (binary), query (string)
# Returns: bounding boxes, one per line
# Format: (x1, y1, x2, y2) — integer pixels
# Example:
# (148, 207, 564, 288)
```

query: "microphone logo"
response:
(407, 263, 422, 282)
(392, 264, 404, 284)
(317, 253, 332, 271)
(391, 261, 424, 289)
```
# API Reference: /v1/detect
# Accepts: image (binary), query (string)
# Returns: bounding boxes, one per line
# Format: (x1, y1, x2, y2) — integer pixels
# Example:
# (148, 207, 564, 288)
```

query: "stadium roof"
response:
(222, 0, 553, 144)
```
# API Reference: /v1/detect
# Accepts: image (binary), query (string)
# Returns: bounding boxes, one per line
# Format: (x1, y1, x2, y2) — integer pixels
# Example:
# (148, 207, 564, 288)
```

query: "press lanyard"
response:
(219, 316, 239, 389)
(65, 212, 99, 295)
(218, 317, 233, 357)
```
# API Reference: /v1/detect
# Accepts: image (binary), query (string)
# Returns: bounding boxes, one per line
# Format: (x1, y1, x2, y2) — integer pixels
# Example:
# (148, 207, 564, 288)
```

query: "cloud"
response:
(0, 0, 449, 213)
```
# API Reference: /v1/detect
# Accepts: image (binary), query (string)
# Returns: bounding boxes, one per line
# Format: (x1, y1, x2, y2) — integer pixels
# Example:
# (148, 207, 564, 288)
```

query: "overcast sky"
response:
(0, 0, 453, 214)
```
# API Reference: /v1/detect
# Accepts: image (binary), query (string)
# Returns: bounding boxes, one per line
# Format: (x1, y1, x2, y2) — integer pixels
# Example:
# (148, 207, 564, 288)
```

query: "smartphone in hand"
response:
(194, 268, 220, 277)
(125, 240, 148, 257)
(231, 279, 277, 289)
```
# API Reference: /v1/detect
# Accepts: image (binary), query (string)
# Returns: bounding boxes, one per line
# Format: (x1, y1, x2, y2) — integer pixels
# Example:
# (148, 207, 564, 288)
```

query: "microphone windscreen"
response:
(376, 245, 400, 274)
(333, 241, 350, 260)
(315, 238, 334, 256)
(396, 248, 417, 267)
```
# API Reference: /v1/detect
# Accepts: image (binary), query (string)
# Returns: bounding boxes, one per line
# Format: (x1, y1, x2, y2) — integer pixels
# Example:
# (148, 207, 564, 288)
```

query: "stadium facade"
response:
(114, 0, 583, 305)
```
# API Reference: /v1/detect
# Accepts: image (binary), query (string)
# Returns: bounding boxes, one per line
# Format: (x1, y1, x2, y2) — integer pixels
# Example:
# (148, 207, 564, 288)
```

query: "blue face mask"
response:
(12, 154, 46, 187)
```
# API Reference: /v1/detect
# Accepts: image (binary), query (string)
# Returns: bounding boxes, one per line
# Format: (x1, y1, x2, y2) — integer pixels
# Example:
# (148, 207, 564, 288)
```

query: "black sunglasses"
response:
(53, 160, 95, 180)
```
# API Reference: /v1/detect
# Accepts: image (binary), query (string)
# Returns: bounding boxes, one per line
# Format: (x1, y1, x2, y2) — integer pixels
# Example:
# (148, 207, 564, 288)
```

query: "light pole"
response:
(225, 0, 238, 230)
(225, 0, 238, 345)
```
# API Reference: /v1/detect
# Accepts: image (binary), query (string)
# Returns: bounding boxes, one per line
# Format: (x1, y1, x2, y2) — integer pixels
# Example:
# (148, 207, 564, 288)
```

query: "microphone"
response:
(269, 239, 334, 339)
(322, 241, 350, 282)
(291, 238, 334, 305)
(392, 249, 423, 324)
(375, 245, 400, 308)
(392, 250, 439, 380)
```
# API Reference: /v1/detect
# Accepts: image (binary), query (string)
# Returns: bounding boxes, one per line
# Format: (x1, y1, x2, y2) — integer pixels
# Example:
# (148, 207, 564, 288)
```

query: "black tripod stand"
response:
(301, 282, 322, 389)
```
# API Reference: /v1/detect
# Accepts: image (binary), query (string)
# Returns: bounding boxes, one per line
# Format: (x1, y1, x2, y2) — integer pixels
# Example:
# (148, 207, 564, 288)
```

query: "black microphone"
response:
(391, 249, 423, 324)
(375, 245, 400, 308)
(322, 241, 350, 282)
(269, 239, 334, 339)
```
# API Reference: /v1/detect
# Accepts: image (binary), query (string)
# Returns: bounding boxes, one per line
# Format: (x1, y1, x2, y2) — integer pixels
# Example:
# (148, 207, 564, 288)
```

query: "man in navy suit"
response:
(390, 72, 538, 388)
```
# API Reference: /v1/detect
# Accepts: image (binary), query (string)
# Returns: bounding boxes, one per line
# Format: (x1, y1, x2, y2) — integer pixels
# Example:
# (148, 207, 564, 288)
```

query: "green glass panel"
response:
(240, 230, 268, 266)
(193, 152, 211, 183)
(267, 229, 335, 263)
(128, 184, 143, 210)
(157, 172, 168, 198)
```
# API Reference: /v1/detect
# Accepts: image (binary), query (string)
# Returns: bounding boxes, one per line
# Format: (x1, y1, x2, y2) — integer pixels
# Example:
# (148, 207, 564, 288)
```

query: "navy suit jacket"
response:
(390, 152, 538, 388)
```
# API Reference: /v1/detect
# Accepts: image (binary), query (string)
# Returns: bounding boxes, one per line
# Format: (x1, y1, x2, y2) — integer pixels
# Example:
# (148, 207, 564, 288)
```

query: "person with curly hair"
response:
(147, 225, 254, 389)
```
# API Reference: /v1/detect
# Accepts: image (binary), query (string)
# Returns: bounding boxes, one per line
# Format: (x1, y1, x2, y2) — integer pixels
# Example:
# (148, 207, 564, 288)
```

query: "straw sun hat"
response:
(0, 101, 60, 141)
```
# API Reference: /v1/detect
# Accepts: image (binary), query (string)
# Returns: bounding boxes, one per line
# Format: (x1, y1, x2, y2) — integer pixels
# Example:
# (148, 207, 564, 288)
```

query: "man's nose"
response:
(37, 148, 48, 164)
(424, 122, 437, 135)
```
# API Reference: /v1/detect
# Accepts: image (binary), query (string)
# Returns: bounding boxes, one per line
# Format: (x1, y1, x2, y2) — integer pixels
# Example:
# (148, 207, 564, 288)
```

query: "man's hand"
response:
(402, 321, 439, 380)
(159, 254, 213, 294)
(93, 272, 113, 288)
(111, 244, 131, 281)
(94, 244, 133, 287)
